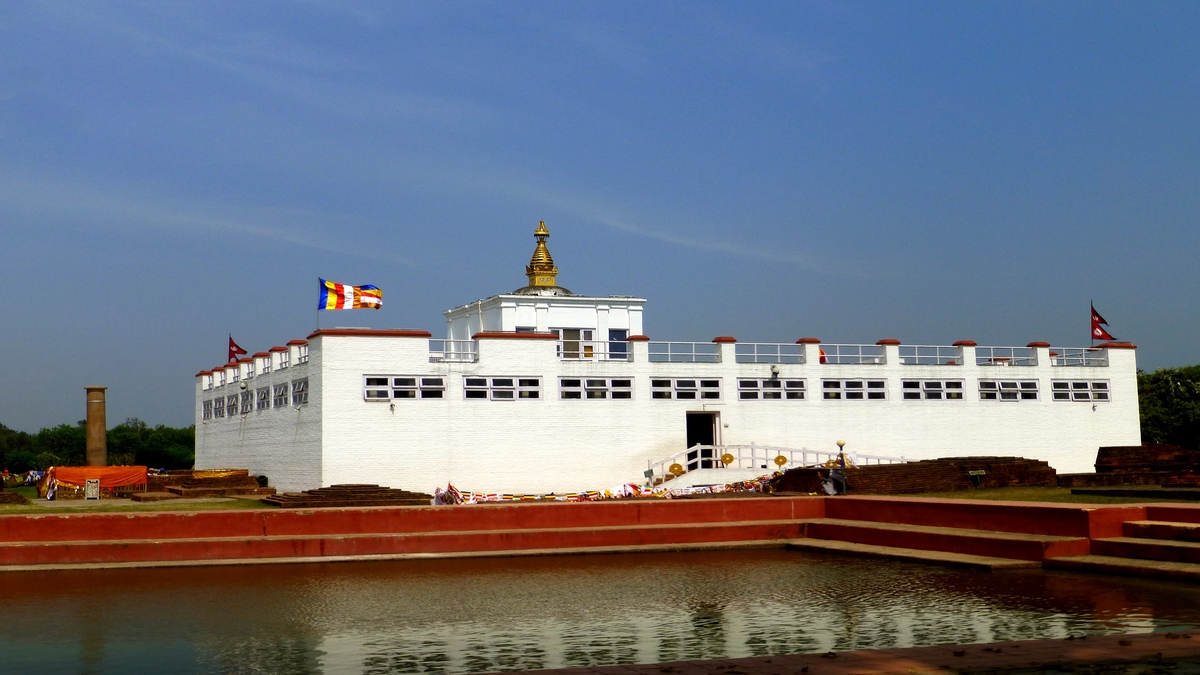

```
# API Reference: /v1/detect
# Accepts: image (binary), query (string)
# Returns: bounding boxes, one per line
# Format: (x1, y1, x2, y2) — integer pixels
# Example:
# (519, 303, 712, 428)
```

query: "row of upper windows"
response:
(359, 376, 1111, 403)
(822, 379, 1111, 402)
(202, 346, 309, 390)
(202, 379, 308, 420)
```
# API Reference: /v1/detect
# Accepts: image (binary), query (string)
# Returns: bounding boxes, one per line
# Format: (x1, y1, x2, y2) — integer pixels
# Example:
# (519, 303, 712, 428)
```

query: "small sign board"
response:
(967, 470, 987, 476)
(643, 469, 654, 479)
(84, 478, 101, 500)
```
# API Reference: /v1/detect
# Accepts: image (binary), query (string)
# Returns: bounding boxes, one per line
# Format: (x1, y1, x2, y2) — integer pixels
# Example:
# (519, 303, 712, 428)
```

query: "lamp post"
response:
(836, 440, 847, 496)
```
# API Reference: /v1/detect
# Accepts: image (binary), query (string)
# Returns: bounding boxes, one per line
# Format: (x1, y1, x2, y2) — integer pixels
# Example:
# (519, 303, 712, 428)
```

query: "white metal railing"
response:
(648, 342, 721, 363)
(976, 346, 1037, 366)
(1050, 347, 1109, 367)
(735, 343, 805, 364)
(820, 344, 886, 365)
(646, 443, 907, 483)
(898, 345, 963, 366)
(557, 340, 632, 361)
(428, 339, 478, 363)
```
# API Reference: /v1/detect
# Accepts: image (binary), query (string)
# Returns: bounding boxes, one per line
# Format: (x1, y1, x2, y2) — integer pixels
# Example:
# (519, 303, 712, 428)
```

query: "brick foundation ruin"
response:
(772, 456, 1057, 495)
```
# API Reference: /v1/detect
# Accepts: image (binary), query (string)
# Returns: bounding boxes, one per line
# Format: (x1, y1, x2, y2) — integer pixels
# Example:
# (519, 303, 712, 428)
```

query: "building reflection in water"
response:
(2, 549, 1199, 674)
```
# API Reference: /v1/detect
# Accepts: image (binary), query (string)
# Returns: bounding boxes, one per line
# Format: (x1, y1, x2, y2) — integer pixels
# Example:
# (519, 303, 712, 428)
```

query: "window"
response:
(292, 378, 309, 405)
(979, 380, 1039, 401)
(226, 395, 238, 417)
(240, 391, 253, 414)
(202, 400, 213, 420)
(213, 398, 225, 418)
(256, 386, 270, 411)
(559, 377, 633, 400)
(279, 351, 290, 369)
(608, 329, 629, 361)
(261, 359, 271, 375)
(273, 383, 289, 408)
(203, 374, 213, 390)
(738, 378, 806, 400)
(651, 378, 721, 400)
(231, 368, 240, 383)
(555, 329, 594, 359)
(901, 380, 964, 400)
(822, 379, 887, 400)
(216, 371, 226, 386)
(464, 376, 540, 400)
(297, 345, 309, 364)
(246, 362, 255, 379)
(1052, 380, 1110, 402)
(364, 376, 446, 400)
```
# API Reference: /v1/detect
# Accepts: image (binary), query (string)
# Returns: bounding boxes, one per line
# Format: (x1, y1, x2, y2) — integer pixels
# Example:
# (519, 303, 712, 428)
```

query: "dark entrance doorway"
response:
(685, 412, 719, 469)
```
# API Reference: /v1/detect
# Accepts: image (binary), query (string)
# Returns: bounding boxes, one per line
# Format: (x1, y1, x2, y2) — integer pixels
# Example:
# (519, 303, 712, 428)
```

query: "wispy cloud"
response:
(585, 213, 833, 271)
(45, 3, 493, 128)
(447, 166, 835, 271)
(0, 171, 412, 266)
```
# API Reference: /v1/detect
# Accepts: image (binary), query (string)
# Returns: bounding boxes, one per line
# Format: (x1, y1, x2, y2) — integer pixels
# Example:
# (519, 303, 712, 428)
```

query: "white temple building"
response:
(195, 222, 1141, 493)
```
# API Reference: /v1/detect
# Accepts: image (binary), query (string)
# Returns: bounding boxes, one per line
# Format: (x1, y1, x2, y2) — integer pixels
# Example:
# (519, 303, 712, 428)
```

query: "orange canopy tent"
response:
(42, 466, 148, 495)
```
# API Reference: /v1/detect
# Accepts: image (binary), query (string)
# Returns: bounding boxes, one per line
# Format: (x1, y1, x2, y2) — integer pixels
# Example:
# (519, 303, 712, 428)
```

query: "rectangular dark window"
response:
(823, 379, 886, 401)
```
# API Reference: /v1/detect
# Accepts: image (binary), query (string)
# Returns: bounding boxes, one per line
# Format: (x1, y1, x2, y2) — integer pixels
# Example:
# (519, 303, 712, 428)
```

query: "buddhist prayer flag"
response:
(228, 336, 248, 362)
(319, 278, 383, 310)
(1091, 304, 1116, 341)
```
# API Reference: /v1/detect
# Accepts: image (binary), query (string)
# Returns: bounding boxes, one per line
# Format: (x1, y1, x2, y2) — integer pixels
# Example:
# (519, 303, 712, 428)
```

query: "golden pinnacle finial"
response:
(525, 220, 559, 287)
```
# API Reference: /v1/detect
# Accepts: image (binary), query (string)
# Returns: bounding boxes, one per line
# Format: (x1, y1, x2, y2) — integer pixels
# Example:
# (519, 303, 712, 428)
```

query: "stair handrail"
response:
(646, 443, 907, 484)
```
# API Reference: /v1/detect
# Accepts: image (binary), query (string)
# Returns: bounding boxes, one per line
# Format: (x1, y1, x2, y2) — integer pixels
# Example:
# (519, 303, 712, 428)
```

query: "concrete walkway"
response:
(485, 631, 1200, 675)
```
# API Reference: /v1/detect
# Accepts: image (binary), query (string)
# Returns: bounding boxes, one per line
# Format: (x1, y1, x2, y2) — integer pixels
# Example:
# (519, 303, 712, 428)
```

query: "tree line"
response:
(1138, 364, 1200, 451)
(0, 367, 1196, 473)
(0, 419, 194, 472)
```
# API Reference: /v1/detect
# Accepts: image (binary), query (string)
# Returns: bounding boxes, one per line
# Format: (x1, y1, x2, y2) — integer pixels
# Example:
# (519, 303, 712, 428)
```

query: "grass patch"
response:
(914, 486, 1165, 504)
(0, 496, 276, 515)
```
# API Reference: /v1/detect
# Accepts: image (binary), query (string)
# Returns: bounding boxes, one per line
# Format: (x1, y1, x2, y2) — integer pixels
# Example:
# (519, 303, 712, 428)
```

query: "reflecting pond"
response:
(3, 549, 1200, 674)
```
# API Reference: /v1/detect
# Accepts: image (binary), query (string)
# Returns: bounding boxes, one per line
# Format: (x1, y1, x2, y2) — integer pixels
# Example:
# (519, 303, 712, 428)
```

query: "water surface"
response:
(3, 549, 1199, 674)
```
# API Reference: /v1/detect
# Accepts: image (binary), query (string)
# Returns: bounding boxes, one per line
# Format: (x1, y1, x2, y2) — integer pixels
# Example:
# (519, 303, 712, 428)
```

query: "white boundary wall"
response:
(196, 332, 1140, 494)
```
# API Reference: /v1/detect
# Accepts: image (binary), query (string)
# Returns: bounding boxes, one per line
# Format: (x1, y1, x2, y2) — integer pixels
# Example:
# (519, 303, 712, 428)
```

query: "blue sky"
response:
(1, 1, 1197, 432)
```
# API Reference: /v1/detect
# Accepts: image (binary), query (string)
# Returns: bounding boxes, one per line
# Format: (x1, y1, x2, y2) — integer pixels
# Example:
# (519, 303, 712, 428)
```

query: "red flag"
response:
(1091, 305, 1115, 341)
(228, 336, 248, 362)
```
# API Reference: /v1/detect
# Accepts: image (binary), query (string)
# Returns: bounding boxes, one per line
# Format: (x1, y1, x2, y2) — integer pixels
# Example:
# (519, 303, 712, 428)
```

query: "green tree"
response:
(31, 423, 86, 468)
(0, 419, 195, 471)
(107, 417, 148, 466)
(0, 423, 35, 473)
(1138, 365, 1200, 450)
(141, 424, 195, 469)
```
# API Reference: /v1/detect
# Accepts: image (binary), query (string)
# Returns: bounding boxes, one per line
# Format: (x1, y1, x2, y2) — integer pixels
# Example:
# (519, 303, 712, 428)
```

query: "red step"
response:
(800, 518, 1089, 562)
(824, 496, 1144, 538)
(0, 519, 805, 567)
(0, 497, 825, 544)
(1090, 537, 1200, 565)
(1122, 520, 1200, 543)
(1145, 505, 1200, 525)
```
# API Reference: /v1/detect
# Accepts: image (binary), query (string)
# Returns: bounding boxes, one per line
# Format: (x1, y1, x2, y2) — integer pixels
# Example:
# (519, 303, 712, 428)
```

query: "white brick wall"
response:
(194, 342, 322, 492)
(196, 331, 1140, 495)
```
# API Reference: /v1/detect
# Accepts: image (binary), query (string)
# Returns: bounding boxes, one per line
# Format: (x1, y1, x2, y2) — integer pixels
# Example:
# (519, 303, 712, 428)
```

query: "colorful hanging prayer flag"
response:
(319, 278, 383, 310)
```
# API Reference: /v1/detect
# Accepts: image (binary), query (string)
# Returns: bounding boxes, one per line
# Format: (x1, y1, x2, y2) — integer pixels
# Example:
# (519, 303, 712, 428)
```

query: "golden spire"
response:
(525, 220, 559, 287)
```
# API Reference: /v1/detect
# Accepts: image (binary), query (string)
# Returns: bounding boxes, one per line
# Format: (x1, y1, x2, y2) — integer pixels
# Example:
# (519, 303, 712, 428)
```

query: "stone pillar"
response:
(85, 386, 107, 467)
